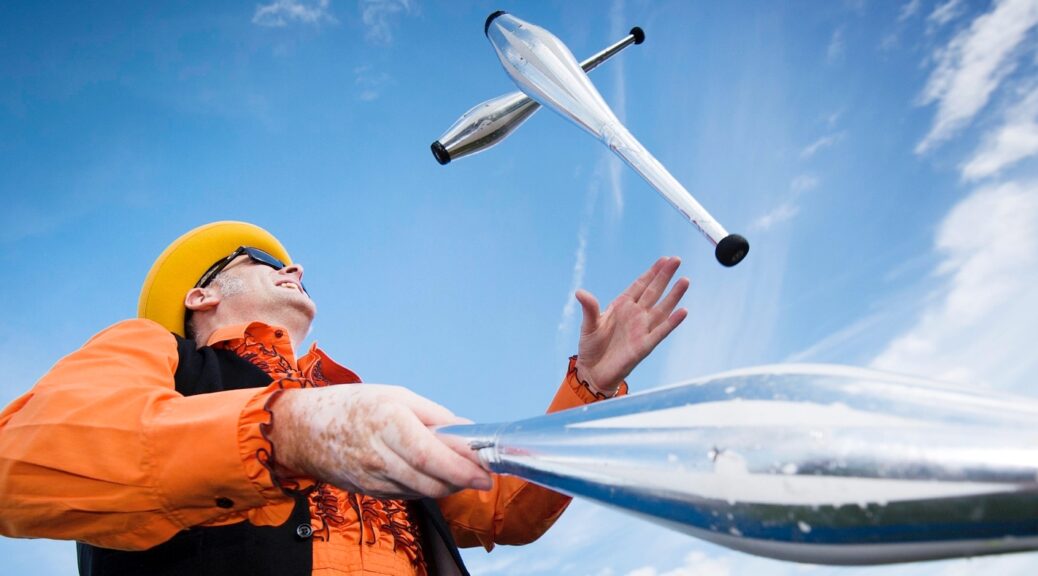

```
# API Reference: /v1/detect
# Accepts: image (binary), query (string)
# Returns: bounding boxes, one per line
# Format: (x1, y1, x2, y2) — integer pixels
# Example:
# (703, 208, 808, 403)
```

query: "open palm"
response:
(575, 257, 690, 395)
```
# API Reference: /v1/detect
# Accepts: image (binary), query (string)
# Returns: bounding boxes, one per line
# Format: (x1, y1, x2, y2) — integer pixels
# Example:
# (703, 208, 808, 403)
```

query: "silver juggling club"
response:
(485, 11, 749, 267)
(432, 27, 645, 166)
(439, 364, 1038, 565)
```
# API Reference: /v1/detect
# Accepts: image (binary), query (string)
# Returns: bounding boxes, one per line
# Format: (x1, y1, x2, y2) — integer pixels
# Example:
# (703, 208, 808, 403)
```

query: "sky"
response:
(2, 0, 1038, 574)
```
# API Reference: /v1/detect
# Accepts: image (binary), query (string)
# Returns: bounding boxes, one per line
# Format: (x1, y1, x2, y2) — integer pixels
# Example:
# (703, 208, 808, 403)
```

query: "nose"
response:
(280, 263, 304, 282)
(278, 263, 308, 294)
(280, 263, 303, 286)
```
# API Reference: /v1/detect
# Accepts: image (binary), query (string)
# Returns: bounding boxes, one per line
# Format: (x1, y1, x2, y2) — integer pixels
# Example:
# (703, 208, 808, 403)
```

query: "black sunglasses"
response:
(195, 246, 305, 293)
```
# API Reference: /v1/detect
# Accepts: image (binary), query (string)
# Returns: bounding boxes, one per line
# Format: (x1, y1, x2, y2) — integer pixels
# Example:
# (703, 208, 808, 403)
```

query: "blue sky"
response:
(3, 0, 1038, 574)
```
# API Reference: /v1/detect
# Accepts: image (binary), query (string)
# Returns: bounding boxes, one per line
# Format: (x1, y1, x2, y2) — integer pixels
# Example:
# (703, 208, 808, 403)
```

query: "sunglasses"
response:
(195, 246, 306, 293)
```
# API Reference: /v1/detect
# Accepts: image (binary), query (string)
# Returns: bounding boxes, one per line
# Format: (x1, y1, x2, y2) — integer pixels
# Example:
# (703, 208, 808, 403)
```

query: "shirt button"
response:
(295, 523, 313, 539)
(215, 497, 234, 509)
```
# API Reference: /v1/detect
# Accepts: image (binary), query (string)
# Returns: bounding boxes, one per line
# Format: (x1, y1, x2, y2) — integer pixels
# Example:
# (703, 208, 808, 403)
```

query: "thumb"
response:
(575, 289, 600, 335)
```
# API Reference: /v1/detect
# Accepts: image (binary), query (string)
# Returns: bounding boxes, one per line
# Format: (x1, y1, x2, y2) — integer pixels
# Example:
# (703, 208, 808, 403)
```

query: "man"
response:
(0, 221, 689, 576)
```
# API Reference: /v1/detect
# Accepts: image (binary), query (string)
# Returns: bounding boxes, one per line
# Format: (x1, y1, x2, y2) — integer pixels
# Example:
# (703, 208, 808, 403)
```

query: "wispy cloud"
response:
(625, 551, 734, 576)
(353, 64, 391, 101)
(786, 312, 887, 363)
(558, 226, 589, 334)
(360, 0, 415, 44)
(882, 0, 924, 51)
(915, 0, 1038, 153)
(252, 0, 337, 27)
(790, 174, 819, 193)
(961, 85, 1038, 181)
(607, 0, 630, 215)
(899, 0, 924, 23)
(827, 26, 846, 65)
(871, 180, 1038, 391)
(751, 175, 818, 232)
(750, 202, 799, 232)
(826, 109, 843, 128)
(927, 0, 965, 29)
(800, 131, 845, 159)
(557, 0, 630, 337)
(607, 155, 624, 215)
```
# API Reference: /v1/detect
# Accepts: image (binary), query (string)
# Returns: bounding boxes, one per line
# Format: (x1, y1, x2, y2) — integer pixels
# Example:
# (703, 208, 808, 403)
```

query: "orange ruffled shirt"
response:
(0, 319, 625, 575)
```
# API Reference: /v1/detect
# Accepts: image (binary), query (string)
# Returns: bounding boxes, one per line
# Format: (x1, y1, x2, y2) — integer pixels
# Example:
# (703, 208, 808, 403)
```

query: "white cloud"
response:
(883, 0, 924, 51)
(607, 0, 630, 215)
(751, 202, 799, 232)
(825, 110, 843, 129)
(898, 0, 924, 23)
(915, 0, 1038, 153)
(827, 26, 846, 65)
(626, 551, 734, 576)
(557, 153, 615, 339)
(927, 0, 965, 29)
(962, 85, 1038, 181)
(558, 0, 630, 339)
(608, 155, 625, 215)
(800, 132, 845, 159)
(558, 227, 589, 334)
(871, 180, 1038, 391)
(752, 175, 817, 233)
(360, 0, 415, 44)
(791, 174, 820, 193)
(353, 64, 391, 101)
(786, 312, 886, 363)
(252, 0, 336, 27)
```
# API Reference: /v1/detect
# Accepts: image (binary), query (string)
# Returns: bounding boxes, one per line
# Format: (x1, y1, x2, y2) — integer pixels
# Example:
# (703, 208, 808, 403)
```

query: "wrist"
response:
(266, 389, 309, 479)
(571, 356, 619, 398)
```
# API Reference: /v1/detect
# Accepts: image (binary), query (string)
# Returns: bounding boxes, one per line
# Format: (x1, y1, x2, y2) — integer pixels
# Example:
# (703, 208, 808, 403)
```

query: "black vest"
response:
(77, 335, 469, 576)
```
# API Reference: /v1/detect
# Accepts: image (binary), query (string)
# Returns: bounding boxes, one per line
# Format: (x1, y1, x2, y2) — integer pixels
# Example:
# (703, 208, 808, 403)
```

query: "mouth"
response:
(277, 281, 303, 293)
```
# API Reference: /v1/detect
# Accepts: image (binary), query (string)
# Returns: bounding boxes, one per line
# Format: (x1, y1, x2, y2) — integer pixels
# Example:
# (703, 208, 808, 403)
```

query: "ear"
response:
(184, 287, 221, 313)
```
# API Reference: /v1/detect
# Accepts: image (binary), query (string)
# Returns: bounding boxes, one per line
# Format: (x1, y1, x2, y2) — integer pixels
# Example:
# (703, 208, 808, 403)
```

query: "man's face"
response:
(209, 254, 317, 327)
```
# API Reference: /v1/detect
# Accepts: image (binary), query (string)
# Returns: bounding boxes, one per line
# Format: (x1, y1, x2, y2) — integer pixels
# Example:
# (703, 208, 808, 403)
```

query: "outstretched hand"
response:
(574, 256, 690, 396)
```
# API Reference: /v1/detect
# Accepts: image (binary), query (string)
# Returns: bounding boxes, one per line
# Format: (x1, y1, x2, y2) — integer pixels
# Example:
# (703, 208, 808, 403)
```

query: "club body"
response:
(432, 27, 645, 166)
(485, 11, 748, 267)
(439, 364, 1038, 565)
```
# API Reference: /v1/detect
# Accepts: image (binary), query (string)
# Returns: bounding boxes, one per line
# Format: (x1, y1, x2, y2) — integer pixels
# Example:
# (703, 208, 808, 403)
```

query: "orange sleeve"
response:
(437, 357, 627, 550)
(0, 319, 293, 551)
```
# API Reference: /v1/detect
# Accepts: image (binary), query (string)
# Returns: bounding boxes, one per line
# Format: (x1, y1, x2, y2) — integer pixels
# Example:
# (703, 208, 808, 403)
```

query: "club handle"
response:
(579, 27, 645, 73)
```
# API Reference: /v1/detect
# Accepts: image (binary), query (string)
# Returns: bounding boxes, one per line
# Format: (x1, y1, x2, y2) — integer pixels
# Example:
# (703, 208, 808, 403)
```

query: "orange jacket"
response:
(0, 319, 624, 575)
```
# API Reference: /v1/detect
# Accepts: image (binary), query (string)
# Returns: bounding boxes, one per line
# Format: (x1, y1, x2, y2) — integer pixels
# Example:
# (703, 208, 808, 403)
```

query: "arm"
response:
(0, 319, 291, 550)
(0, 320, 492, 551)
(440, 257, 688, 549)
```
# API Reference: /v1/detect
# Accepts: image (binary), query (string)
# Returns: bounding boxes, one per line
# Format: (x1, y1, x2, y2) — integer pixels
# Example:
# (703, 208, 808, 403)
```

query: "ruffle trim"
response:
(567, 355, 628, 401)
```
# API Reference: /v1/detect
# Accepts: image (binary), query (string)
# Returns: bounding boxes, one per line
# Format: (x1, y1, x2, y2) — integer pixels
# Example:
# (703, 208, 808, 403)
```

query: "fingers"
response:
(575, 289, 600, 334)
(384, 411, 493, 495)
(649, 307, 688, 347)
(653, 276, 690, 323)
(622, 256, 668, 302)
(370, 387, 493, 492)
(386, 386, 467, 428)
(638, 256, 681, 306)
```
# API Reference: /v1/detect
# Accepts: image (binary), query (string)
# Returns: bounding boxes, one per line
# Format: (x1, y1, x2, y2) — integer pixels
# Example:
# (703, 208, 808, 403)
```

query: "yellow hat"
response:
(138, 221, 292, 336)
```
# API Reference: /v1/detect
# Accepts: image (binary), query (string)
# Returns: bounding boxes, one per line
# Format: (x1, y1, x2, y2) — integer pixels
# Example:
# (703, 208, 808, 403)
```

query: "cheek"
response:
(214, 275, 249, 297)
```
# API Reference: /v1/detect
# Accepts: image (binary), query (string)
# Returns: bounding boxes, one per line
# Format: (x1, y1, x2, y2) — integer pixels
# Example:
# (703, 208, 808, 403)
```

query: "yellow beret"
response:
(137, 221, 292, 337)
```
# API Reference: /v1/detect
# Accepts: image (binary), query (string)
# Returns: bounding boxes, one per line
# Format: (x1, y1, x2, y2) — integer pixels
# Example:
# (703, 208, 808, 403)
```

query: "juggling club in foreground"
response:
(431, 27, 645, 166)
(485, 11, 749, 267)
(439, 364, 1038, 565)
